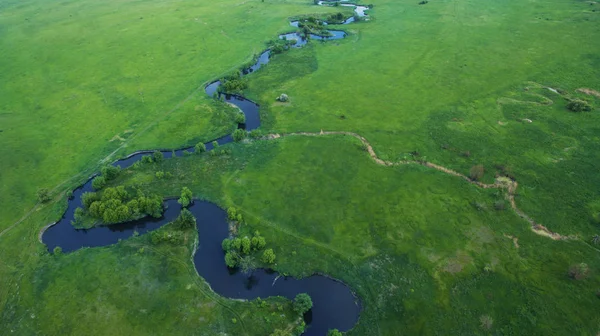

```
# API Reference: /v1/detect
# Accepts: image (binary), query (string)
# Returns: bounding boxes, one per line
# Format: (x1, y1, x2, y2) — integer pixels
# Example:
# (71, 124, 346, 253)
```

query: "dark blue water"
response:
(42, 3, 370, 334)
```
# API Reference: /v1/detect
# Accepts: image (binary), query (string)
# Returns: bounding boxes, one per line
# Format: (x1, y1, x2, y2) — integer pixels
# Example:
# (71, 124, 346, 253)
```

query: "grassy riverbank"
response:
(104, 135, 600, 334)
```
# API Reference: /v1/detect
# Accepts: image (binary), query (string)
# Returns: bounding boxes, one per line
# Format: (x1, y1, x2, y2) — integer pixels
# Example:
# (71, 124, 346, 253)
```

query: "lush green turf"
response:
(2, 0, 600, 334)
(244, 0, 600, 236)
(0, 0, 342, 230)
(106, 135, 600, 334)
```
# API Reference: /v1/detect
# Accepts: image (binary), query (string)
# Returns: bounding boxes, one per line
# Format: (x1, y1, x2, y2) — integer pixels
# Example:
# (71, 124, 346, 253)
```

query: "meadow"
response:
(104, 135, 600, 334)
(2, 0, 600, 334)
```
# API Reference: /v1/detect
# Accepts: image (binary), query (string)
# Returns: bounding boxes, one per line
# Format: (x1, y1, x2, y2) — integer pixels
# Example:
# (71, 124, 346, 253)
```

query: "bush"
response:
(328, 330, 343, 336)
(293, 293, 313, 314)
(249, 129, 263, 139)
(37, 188, 51, 203)
(235, 112, 246, 124)
(261, 248, 276, 264)
(178, 187, 193, 207)
(470, 165, 485, 181)
(233, 129, 247, 142)
(276, 93, 289, 102)
(173, 208, 196, 230)
(566, 99, 592, 112)
(195, 142, 206, 153)
(493, 200, 506, 210)
(53, 246, 63, 255)
(569, 263, 589, 280)
(155, 171, 165, 179)
(222, 238, 233, 251)
(141, 155, 153, 164)
(212, 141, 219, 149)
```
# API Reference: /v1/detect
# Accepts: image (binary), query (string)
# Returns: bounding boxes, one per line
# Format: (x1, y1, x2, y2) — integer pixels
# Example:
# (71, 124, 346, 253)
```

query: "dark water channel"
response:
(42, 3, 369, 335)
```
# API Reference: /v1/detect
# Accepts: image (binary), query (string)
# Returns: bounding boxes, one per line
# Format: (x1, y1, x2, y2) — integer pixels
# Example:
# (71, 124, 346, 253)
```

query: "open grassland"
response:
(0, 0, 341, 230)
(2, 0, 600, 334)
(104, 135, 600, 334)
(244, 0, 600, 236)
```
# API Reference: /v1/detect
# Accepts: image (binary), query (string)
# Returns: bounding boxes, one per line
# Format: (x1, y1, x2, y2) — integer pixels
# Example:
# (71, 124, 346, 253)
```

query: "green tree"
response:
(239, 255, 257, 274)
(261, 248, 276, 264)
(195, 142, 206, 153)
(37, 188, 51, 203)
(227, 207, 237, 220)
(241, 236, 251, 254)
(212, 141, 219, 149)
(235, 112, 246, 124)
(328, 329, 343, 336)
(101, 165, 121, 180)
(92, 176, 106, 190)
(233, 129, 247, 142)
(178, 187, 193, 207)
(293, 293, 313, 314)
(153, 150, 164, 163)
(174, 208, 196, 230)
(225, 251, 238, 268)
(222, 238, 232, 251)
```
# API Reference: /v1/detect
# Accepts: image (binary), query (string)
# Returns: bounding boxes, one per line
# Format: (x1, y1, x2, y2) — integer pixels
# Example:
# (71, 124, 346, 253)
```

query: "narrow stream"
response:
(43, 3, 369, 335)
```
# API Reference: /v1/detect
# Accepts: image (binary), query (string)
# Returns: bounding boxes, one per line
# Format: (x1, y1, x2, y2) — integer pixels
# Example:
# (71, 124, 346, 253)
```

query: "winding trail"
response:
(269, 131, 571, 240)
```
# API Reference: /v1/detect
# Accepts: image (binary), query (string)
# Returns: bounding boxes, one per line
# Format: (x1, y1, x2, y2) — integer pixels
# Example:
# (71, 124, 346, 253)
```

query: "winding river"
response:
(43, 3, 368, 335)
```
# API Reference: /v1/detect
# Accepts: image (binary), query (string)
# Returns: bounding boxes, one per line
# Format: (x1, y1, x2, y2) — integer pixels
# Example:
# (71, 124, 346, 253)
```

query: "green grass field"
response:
(2, 0, 600, 334)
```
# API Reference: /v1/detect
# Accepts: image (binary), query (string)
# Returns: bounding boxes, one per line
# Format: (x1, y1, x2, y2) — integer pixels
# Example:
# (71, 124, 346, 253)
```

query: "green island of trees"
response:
(73, 186, 163, 228)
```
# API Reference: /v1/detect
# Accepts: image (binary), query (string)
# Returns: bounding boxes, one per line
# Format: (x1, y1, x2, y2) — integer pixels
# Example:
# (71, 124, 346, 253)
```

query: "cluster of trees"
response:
(77, 186, 163, 224)
(227, 207, 244, 222)
(141, 151, 165, 164)
(219, 71, 248, 93)
(222, 231, 275, 268)
(150, 209, 196, 244)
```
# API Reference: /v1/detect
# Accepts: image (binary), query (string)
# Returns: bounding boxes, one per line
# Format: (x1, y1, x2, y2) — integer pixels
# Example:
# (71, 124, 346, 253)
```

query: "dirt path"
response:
(271, 131, 571, 241)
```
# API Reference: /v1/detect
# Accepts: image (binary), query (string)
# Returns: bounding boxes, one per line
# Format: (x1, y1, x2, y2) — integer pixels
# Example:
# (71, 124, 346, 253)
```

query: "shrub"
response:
(235, 112, 246, 124)
(37, 188, 51, 203)
(141, 155, 153, 164)
(155, 171, 165, 179)
(293, 293, 313, 314)
(249, 129, 263, 139)
(494, 200, 506, 210)
(569, 263, 589, 280)
(276, 93, 289, 102)
(53, 246, 62, 255)
(222, 238, 232, 251)
(212, 141, 219, 149)
(195, 142, 206, 153)
(178, 187, 193, 207)
(328, 330, 343, 336)
(233, 129, 247, 142)
(566, 99, 592, 112)
(470, 165, 485, 181)
(261, 248, 276, 264)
